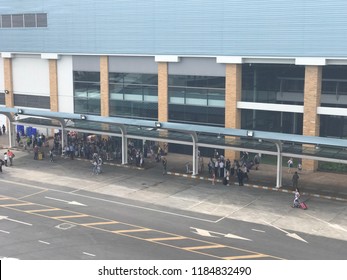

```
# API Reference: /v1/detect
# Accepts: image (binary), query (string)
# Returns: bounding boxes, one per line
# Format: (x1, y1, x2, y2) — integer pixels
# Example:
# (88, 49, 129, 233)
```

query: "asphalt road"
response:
(0, 179, 346, 260)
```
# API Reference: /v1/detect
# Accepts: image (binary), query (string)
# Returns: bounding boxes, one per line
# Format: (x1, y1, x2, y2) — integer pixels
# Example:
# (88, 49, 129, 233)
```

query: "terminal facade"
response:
(1, 1, 347, 170)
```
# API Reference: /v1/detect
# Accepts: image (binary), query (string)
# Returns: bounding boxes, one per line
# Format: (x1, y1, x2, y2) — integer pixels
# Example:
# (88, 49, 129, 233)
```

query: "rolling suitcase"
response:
(300, 202, 308, 210)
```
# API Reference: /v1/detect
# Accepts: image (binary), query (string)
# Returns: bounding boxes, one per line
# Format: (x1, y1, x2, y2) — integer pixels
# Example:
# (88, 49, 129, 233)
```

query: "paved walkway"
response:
(0, 134, 346, 202)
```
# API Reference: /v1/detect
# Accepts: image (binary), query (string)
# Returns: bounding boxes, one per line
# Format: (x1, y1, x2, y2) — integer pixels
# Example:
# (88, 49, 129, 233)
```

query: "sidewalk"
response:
(1, 134, 346, 202)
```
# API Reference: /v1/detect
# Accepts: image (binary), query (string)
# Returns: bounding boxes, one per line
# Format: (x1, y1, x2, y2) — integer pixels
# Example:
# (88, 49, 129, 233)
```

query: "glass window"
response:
(36, 13, 47, 27)
(73, 71, 100, 115)
(12, 14, 23, 28)
(109, 73, 158, 119)
(1, 15, 11, 28)
(24, 14, 36, 27)
(168, 75, 225, 125)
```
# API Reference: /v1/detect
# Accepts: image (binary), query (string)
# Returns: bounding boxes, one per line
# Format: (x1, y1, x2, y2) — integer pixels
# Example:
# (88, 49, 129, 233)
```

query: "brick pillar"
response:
(4, 58, 14, 108)
(225, 63, 242, 161)
(49, 59, 59, 112)
(100, 56, 110, 138)
(157, 62, 168, 150)
(302, 66, 322, 171)
(100, 56, 109, 117)
(158, 62, 168, 122)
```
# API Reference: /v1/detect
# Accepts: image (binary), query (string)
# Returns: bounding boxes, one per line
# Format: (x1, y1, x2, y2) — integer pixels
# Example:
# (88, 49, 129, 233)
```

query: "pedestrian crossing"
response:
(0, 195, 282, 260)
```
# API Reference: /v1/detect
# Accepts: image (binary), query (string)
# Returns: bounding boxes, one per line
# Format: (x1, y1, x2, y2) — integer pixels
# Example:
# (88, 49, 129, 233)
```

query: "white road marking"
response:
(0, 229, 10, 234)
(262, 220, 308, 243)
(0, 179, 219, 222)
(18, 189, 48, 200)
(82, 252, 96, 257)
(191, 227, 252, 241)
(45, 196, 87, 206)
(38, 240, 50, 245)
(0, 215, 32, 226)
(252, 229, 266, 233)
(304, 213, 347, 233)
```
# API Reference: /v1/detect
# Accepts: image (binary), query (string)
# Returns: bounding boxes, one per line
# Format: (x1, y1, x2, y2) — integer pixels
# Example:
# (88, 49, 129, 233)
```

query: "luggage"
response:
(300, 202, 308, 210)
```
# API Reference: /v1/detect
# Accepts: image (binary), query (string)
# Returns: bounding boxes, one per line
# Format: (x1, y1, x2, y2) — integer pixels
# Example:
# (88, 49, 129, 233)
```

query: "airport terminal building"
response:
(1, 0, 347, 170)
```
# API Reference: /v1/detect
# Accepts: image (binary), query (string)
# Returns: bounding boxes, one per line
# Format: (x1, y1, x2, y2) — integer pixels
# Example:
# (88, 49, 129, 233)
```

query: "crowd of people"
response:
(207, 150, 261, 186)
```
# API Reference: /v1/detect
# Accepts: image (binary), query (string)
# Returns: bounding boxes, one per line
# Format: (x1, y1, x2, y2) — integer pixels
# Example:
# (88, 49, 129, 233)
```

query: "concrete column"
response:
(302, 65, 322, 171)
(49, 59, 59, 112)
(225, 63, 242, 160)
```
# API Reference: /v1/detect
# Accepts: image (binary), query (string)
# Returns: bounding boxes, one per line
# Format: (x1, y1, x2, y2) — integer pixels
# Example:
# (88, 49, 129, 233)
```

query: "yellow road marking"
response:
(224, 254, 267, 260)
(146, 236, 187, 241)
(53, 214, 89, 219)
(183, 244, 226, 250)
(81, 221, 119, 226)
(1, 202, 33, 207)
(113, 228, 152, 233)
(26, 208, 61, 213)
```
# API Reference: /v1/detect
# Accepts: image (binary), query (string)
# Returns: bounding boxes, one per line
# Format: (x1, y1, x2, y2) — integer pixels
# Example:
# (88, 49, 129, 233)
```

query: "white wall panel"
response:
(12, 55, 49, 96)
(58, 55, 74, 113)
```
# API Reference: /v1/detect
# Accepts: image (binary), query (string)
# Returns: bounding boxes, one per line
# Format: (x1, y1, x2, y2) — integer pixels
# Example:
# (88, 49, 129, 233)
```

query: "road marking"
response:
(113, 228, 151, 233)
(146, 236, 187, 242)
(304, 213, 347, 233)
(38, 240, 50, 245)
(83, 252, 96, 257)
(252, 229, 266, 233)
(262, 220, 308, 243)
(0, 202, 33, 207)
(0, 216, 32, 226)
(183, 244, 226, 250)
(26, 208, 61, 213)
(45, 196, 87, 206)
(53, 214, 88, 219)
(225, 254, 267, 260)
(191, 227, 252, 241)
(81, 221, 119, 226)
(0, 229, 10, 234)
(19, 189, 48, 200)
(0, 179, 221, 223)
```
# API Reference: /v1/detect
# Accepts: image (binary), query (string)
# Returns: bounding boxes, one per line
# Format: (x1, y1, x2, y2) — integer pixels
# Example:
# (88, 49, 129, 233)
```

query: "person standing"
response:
(162, 157, 167, 175)
(237, 168, 244, 186)
(2, 124, 6, 135)
(287, 158, 294, 173)
(7, 150, 14, 166)
(33, 145, 39, 160)
(292, 171, 299, 188)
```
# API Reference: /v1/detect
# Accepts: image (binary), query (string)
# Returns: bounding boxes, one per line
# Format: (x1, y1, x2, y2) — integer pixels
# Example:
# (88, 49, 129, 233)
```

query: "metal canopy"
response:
(2, 107, 347, 186)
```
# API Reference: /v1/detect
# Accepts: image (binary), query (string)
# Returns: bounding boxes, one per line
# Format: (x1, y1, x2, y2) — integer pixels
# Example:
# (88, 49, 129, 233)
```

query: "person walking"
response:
(292, 171, 299, 188)
(293, 188, 301, 208)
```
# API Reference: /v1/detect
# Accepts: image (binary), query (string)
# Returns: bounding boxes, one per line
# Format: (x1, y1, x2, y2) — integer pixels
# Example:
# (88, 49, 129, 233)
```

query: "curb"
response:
(166, 171, 347, 202)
